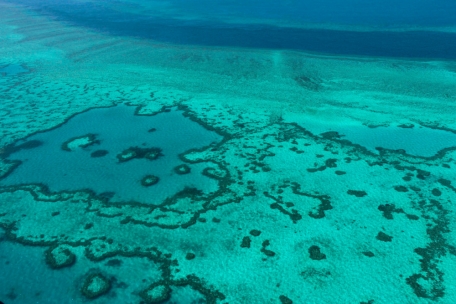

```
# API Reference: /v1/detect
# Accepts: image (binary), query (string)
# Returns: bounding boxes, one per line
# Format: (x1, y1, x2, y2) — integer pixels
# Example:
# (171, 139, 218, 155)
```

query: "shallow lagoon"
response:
(2, 105, 222, 204)
(292, 118, 456, 157)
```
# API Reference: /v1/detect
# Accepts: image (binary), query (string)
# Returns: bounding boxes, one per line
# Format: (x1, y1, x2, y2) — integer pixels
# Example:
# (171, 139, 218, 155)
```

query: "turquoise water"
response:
(1, 1, 456, 303)
(2, 105, 221, 204)
(0, 64, 29, 76)
(291, 119, 456, 157)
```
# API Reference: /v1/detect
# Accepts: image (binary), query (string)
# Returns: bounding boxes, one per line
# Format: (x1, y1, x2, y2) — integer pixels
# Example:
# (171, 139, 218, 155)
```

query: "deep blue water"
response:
(166, 0, 456, 26)
(12, 0, 456, 60)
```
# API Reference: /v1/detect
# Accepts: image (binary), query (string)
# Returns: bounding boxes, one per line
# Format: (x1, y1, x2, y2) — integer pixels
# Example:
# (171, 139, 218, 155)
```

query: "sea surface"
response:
(1, 1, 456, 303)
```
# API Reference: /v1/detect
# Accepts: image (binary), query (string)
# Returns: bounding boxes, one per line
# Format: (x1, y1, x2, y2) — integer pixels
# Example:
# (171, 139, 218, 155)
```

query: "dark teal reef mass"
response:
(1, 0, 456, 303)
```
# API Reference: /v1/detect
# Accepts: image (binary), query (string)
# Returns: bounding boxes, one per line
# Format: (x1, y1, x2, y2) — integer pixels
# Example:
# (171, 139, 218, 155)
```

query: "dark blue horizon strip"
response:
(27, 3, 456, 60)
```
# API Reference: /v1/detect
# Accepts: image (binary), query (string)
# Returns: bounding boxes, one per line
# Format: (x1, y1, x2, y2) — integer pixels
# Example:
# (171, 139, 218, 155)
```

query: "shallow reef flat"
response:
(1, 2, 456, 304)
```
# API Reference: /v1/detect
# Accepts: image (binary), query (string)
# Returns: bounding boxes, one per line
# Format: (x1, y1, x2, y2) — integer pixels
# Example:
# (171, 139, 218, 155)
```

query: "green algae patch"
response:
(81, 273, 111, 299)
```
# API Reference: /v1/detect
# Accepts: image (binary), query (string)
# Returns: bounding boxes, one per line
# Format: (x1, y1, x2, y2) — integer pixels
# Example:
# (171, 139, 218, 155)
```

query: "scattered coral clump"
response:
(117, 146, 163, 163)
(141, 175, 160, 187)
(81, 273, 111, 299)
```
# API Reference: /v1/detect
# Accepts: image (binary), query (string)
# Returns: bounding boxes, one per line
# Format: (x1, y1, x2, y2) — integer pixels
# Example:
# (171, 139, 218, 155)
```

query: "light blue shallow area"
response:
(1, 105, 222, 204)
(297, 120, 456, 157)
(0, 64, 29, 76)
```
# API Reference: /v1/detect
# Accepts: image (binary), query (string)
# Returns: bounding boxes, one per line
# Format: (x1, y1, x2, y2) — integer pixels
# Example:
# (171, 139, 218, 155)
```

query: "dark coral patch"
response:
(308, 245, 326, 260)
(241, 236, 251, 248)
(174, 164, 191, 175)
(45, 246, 76, 269)
(402, 175, 413, 182)
(306, 166, 327, 173)
(261, 240, 276, 257)
(438, 178, 451, 187)
(320, 131, 342, 139)
(378, 204, 419, 221)
(99, 192, 115, 199)
(90, 150, 109, 158)
(347, 190, 367, 197)
(1, 140, 43, 158)
(406, 214, 419, 220)
(416, 169, 430, 180)
(61, 133, 98, 152)
(144, 148, 163, 161)
(175, 187, 203, 198)
(308, 197, 332, 219)
(398, 123, 414, 128)
(186, 253, 196, 260)
(362, 251, 375, 257)
(431, 188, 442, 197)
(279, 295, 293, 304)
(202, 166, 228, 180)
(410, 186, 422, 192)
(270, 202, 302, 223)
(117, 146, 163, 163)
(376, 232, 393, 242)
(249, 229, 261, 237)
(288, 183, 333, 219)
(394, 185, 408, 192)
(378, 204, 396, 219)
(81, 273, 111, 299)
(139, 283, 171, 304)
(141, 175, 159, 187)
(325, 158, 338, 168)
(105, 259, 122, 267)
